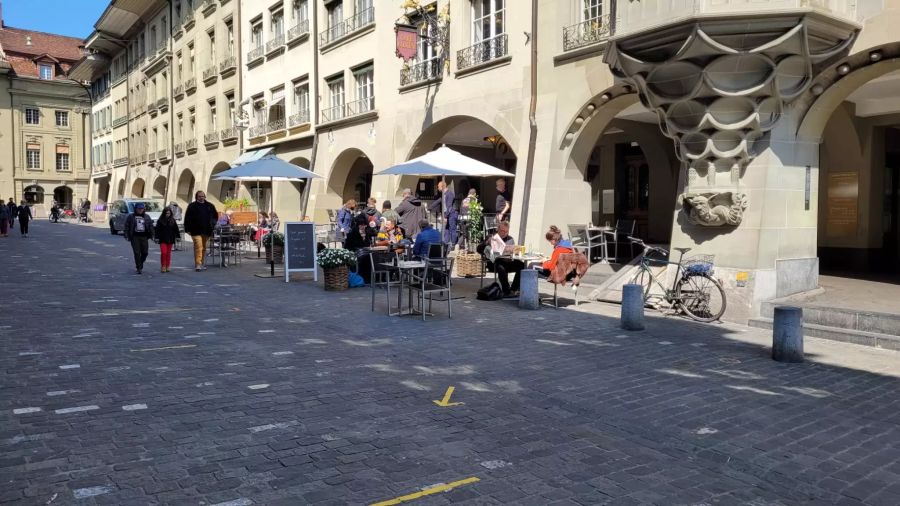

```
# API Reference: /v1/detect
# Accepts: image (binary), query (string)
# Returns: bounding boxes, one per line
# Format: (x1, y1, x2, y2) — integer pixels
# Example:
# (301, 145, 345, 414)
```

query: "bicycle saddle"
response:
(674, 247, 692, 253)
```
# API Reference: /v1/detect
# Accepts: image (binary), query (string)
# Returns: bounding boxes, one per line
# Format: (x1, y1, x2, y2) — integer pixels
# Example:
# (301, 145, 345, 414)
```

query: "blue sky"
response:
(3, 0, 108, 39)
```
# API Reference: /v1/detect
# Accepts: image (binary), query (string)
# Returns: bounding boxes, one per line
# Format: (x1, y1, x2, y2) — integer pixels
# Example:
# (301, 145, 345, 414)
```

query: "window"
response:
(225, 19, 234, 56)
(175, 0, 182, 20)
(252, 95, 266, 127)
(292, 0, 308, 24)
(271, 9, 284, 36)
(354, 66, 374, 112)
(150, 26, 157, 51)
(208, 99, 217, 130)
(327, 2, 343, 30)
(251, 20, 263, 48)
(176, 52, 183, 82)
(473, 0, 505, 42)
(292, 80, 309, 117)
(56, 145, 70, 171)
(55, 111, 69, 127)
(25, 108, 40, 125)
(326, 76, 344, 121)
(356, 0, 373, 19)
(207, 30, 216, 62)
(189, 108, 196, 136)
(582, 0, 602, 20)
(269, 86, 285, 126)
(177, 113, 184, 141)
(161, 17, 167, 41)
(188, 43, 196, 76)
(39, 64, 53, 80)
(225, 92, 235, 127)
(26, 144, 40, 169)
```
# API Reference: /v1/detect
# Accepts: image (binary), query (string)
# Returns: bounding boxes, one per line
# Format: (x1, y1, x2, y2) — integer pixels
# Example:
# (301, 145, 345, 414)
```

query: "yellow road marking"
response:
(130, 344, 197, 352)
(370, 477, 480, 506)
(433, 386, 463, 407)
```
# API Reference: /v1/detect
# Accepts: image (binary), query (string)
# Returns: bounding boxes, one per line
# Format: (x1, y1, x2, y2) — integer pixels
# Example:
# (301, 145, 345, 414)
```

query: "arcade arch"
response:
(131, 178, 145, 198)
(175, 169, 196, 207)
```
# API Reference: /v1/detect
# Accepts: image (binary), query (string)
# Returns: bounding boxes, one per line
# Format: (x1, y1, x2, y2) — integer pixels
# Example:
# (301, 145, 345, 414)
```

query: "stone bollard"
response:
(621, 284, 645, 331)
(772, 306, 804, 363)
(518, 269, 540, 310)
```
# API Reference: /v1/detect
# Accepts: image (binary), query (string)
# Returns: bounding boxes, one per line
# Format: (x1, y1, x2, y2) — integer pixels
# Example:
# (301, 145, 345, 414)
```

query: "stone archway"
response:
(131, 178, 145, 198)
(53, 186, 73, 208)
(116, 179, 125, 198)
(152, 176, 167, 199)
(175, 169, 196, 207)
(328, 148, 373, 207)
(24, 185, 45, 204)
(206, 161, 234, 207)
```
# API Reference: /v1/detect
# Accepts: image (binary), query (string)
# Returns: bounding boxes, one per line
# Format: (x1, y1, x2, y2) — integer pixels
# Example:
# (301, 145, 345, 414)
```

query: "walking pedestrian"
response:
(124, 202, 154, 274)
(0, 202, 8, 237)
(6, 198, 15, 230)
(17, 201, 31, 237)
(429, 181, 458, 246)
(154, 207, 180, 273)
(183, 191, 218, 271)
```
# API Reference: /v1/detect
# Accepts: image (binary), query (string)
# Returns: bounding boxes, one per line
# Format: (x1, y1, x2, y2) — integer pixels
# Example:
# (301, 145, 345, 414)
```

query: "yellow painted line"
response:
(433, 386, 463, 407)
(370, 477, 480, 506)
(130, 344, 197, 353)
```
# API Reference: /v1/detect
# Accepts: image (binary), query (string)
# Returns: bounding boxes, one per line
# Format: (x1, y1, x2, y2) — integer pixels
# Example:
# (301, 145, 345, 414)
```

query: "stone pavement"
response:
(1, 221, 900, 505)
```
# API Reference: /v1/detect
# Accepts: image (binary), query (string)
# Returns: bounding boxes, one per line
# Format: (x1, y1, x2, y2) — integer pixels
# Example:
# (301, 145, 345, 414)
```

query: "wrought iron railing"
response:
(288, 110, 310, 127)
(457, 34, 508, 71)
(174, 84, 184, 97)
(247, 45, 264, 64)
(157, 97, 169, 110)
(182, 11, 194, 29)
(185, 138, 198, 151)
(158, 147, 169, 160)
(249, 124, 267, 138)
(148, 150, 157, 162)
(320, 7, 375, 46)
(321, 104, 345, 123)
(220, 126, 238, 140)
(175, 142, 185, 154)
(400, 58, 444, 86)
(346, 97, 375, 117)
(148, 101, 159, 114)
(265, 33, 285, 54)
(203, 131, 220, 144)
(267, 118, 285, 133)
(113, 116, 128, 128)
(287, 20, 310, 42)
(201, 0, 216, 14)
(563, 15, 613, 52)
(202, 65, 218, 82)
(219, 55, 237, 74)
(113, 157, 128, 167)
(184, 77, 197, 92)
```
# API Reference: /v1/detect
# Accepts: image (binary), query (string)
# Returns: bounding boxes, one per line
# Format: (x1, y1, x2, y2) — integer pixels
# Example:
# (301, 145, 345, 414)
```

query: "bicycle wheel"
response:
(676, 273, 726, 322)
(630, 267, 652, 302)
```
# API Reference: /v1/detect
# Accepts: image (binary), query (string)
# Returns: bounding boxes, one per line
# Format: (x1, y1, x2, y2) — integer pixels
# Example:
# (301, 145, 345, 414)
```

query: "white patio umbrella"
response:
(213, 155, 319, 217)
(376, 145, 515, 177)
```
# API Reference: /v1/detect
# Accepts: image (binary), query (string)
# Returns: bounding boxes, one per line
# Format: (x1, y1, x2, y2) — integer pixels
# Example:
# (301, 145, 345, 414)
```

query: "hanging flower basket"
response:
(317, 248, 356, 292)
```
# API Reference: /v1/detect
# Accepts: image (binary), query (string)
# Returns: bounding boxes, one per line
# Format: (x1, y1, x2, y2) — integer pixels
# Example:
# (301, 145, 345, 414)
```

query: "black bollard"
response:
(772, 306, 804, 363)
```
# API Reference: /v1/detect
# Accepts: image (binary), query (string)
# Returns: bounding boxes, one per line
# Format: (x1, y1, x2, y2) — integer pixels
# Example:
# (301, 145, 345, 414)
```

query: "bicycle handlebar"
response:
(627, 236, 669, 257)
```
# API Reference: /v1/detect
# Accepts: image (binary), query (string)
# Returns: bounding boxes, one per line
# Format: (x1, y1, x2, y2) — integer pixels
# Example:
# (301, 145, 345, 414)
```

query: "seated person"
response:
(375, 219, 404, 247)
(538, 225, 575, 279)
(412, 219, 441, 258)
(251, 212, 269, 241)
(490, 221, 524, 296)
(216, 209, 234, 228)
(344, 215, 377, 251)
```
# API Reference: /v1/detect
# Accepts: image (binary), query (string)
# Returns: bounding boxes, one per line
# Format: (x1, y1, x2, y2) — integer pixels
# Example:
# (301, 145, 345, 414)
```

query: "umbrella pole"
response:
(270, 176, 275, 278)
(257, 180, 261, 258)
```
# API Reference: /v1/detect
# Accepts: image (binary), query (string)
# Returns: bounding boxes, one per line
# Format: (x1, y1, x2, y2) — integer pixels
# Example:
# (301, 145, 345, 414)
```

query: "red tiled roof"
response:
(0, 25, 84, 79)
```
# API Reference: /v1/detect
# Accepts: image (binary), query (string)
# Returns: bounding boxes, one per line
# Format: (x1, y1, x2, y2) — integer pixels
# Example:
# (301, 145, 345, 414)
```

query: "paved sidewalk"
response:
(1, 221, 899, 505)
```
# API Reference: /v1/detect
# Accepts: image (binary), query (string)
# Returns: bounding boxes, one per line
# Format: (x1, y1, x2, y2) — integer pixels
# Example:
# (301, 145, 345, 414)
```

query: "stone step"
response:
(760, 300, 900, 337)
(748, 317, 900, 351)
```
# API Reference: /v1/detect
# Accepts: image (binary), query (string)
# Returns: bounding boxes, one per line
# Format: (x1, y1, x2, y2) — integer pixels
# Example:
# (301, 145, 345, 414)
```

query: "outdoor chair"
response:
(569, 224, 608, 264)
(483, 214, 499, 237)
(370, 251, 401, 315)
(409, 257, 455, 321)
(603, 219, 636, 262)
(541, 252, 590, 308)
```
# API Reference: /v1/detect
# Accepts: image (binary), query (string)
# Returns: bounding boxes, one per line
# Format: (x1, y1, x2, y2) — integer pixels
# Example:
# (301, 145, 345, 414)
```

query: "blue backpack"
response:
(348, 271, 365, 288)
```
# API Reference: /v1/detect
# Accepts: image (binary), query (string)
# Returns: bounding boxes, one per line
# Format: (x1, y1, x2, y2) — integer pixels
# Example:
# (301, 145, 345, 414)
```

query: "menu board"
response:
(284, 222, 318, 282)
(826, 172, 858, 238)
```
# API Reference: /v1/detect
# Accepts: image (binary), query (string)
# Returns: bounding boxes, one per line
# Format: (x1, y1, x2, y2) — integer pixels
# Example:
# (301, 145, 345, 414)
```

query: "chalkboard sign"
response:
(284, 222, 318, 282)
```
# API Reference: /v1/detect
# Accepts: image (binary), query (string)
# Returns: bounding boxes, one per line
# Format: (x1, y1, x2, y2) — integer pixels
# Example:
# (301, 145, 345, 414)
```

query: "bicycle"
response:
(628, 236, 727, 322)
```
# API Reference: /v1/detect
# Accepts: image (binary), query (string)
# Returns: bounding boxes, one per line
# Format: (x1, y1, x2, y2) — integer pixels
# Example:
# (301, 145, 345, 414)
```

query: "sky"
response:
(2, 0, 108, 39)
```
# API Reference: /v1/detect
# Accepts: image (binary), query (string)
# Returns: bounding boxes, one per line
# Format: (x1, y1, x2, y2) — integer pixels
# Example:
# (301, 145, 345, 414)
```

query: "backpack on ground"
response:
(476, 282, 503, 301)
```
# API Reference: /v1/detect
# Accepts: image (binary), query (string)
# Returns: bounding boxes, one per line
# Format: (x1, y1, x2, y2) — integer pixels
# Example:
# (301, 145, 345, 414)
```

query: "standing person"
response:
(154, 207, 180, 273)
(17, 201, 31, 238)
(395, 188, 427, 239)
(495, 178, 511, 223)
(6, 198, 16, 230)
(381, 200, 400, 228)
(429, 181, 458, 246)
(124, 202, 154, 274)
(0, 202, 8, 237)
(183, 191, 218, 271)
(363, 198, 380, 228)
(336, 199, 356, 240)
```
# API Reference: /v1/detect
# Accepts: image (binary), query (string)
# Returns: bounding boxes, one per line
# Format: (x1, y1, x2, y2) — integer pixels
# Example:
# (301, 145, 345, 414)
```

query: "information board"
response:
(284, 222, 318, 283)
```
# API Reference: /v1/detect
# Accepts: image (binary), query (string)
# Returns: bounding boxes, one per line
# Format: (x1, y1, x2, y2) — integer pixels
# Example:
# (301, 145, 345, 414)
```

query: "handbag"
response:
(476, 282, 504, 301)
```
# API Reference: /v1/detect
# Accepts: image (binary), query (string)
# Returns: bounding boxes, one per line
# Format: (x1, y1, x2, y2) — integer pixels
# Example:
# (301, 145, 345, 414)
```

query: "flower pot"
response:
(456, 252, 482, 278)
(265, 244, 283, 264)
(323, 265, 349, 291)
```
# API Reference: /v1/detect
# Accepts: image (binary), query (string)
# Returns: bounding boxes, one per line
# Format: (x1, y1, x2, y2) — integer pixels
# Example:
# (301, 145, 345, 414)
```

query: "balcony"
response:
(201, 0, 216, 16)
(400, 58, 444, 87)
(183, 11, 195, 31)
(157, 97, 169, 112)
(457, 34, 509, 72)
(148, 101, 159, 116)
(173, 25, 184, 40)
(347, 97, 375, 117)
(158, 147, 170, 162)
(563, 15, 613, 52)
(266, 118, 285, 133)
(220, 126, 239, 143)
(175, 142, 185, 155)
(219, 55, 237, 77)
(288, 110, 310, 128)
(287, 20, 310, 44)
(113, 116, 128, 128)
(148, 150, 157, 162)
(185, 138, 198, 152)
(246, 45, 264, 66)
(321, 104, 345, 123)
(114, 157, 128, 167)
(202, 65, 218, 84)
(203, 131, 220, 146)
(265, 33, 285, 56)
(249, 124, 267, 138)
(184, 77, 197, 94)
(174, 84, 185, 99)
(320, 7, 375, 48)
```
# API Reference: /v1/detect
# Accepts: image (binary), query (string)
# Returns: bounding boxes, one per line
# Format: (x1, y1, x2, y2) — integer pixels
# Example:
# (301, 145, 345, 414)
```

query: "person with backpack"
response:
(17, 201, 31, 238)
(154, 207, 180, 273)
(124, 202, 154, 274)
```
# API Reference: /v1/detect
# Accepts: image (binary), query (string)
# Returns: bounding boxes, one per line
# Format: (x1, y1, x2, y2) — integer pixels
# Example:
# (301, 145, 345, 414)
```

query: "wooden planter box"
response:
(456, 252, 482, 278)
(264, 245, 283, 264)
(323, 265, 349, 291)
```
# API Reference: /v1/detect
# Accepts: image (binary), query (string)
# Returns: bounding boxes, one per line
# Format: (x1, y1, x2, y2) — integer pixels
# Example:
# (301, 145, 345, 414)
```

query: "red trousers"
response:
(160, 243, 173, 268)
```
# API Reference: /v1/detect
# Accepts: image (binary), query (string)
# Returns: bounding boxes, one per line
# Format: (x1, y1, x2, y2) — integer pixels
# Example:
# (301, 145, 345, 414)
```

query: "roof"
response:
(0, 25, 85, 79)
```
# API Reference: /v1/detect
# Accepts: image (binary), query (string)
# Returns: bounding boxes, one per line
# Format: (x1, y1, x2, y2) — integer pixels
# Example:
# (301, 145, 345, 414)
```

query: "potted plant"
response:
(457, 199, 484, 277)
(317, 248, 357, 291)
(262, 231, 284, 263)
(223, 197, 252, 211)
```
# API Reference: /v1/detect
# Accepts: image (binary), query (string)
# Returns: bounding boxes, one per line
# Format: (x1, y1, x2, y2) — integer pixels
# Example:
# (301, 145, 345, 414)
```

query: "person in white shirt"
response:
(490, 221, 522, 297)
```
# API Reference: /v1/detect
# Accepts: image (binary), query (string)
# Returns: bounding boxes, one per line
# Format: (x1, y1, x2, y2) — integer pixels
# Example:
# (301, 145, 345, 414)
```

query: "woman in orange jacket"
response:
(539, 225, 574, 276)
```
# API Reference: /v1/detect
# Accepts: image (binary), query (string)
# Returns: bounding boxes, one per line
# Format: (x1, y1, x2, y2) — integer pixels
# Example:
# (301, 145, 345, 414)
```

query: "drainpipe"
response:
(517, 0, 538, 244)
(299, 1, 320, 219)
(165, 0, 175, 205)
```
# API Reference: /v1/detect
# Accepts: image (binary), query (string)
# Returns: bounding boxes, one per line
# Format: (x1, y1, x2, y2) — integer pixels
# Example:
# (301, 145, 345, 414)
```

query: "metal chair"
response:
(483, 214, 499, 238)
(409, 257, 455, 321)
(370, 251, 401, 315)
(603, 219, 636, 262)
(569, 224, 608, 264)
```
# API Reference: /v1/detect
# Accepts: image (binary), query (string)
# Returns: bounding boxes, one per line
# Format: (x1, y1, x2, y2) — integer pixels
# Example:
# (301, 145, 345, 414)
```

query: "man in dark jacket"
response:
(412, 219, 441, 258)
(17, 201, 31, 237)
(6, 198, 16, 230)
(395, 188, 427, 239)
(183, 191, 218, 271)
(429, 181, 458, 246)
(363, 197, 381, 228)
(124, 202, 154, 274)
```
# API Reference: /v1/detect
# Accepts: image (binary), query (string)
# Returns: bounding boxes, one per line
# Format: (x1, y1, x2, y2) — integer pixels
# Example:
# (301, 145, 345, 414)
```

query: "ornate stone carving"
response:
(680, 192, 748, 227)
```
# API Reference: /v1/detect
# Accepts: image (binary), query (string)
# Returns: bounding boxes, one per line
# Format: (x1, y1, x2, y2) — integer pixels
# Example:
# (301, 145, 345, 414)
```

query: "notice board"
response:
(826, 172, 858, 238)
(284, 222, 318, 282)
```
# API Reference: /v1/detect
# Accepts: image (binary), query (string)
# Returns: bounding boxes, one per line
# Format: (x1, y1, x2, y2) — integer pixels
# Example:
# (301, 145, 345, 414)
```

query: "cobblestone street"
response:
(2, 222, 900, 505)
